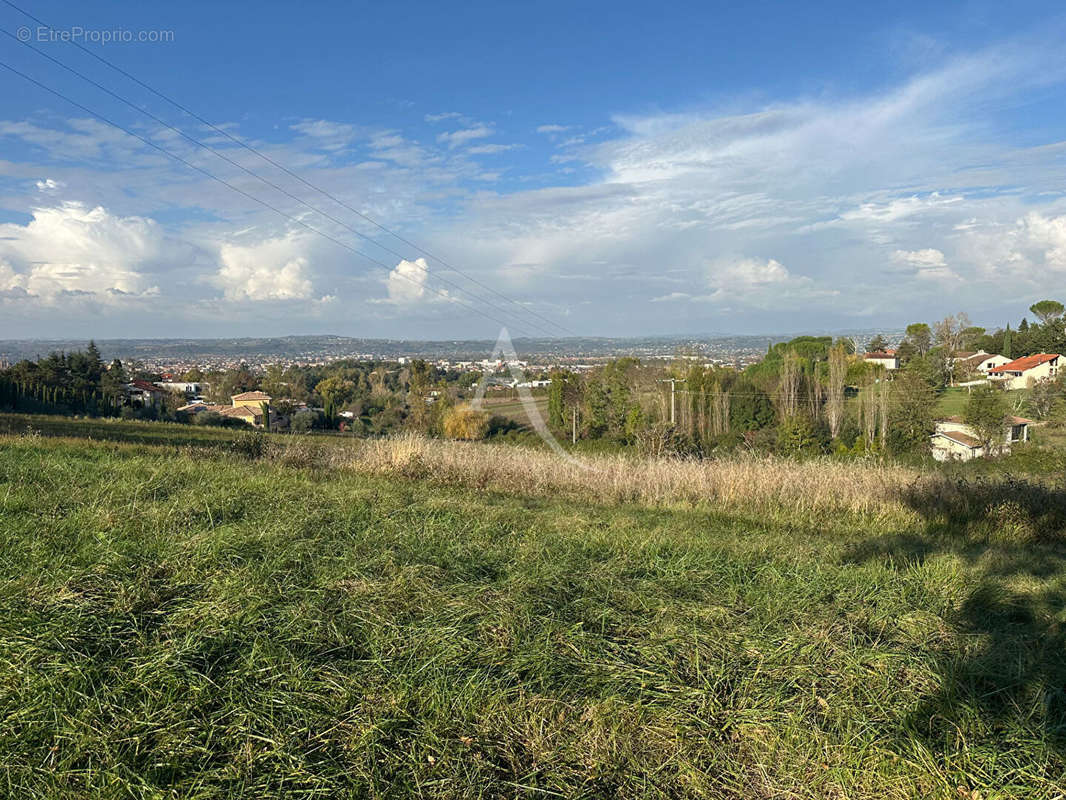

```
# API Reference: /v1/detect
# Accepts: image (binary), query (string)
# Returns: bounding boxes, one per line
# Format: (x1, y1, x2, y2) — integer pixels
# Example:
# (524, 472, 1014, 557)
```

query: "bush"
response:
(195, 411, 248, 429)
(230, 429, 265, 459)
(442, 404, 490, 440)
(291, 409, 323, 433)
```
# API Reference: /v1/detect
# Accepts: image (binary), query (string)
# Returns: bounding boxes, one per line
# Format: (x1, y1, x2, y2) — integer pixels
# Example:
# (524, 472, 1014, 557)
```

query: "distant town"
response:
(0, 331, 903, 376)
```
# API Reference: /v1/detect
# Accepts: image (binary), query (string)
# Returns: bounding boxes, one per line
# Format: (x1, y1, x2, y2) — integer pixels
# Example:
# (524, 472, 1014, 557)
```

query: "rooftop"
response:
(988, 353, 1059, 373)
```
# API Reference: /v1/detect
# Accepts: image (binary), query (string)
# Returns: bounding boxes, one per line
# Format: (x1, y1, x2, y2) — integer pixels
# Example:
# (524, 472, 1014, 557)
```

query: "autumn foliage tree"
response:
(442, 404, 490, 440)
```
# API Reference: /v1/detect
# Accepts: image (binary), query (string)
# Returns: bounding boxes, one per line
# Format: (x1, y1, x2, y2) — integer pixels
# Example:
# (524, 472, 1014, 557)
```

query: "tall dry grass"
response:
(336, 433, 924, 520)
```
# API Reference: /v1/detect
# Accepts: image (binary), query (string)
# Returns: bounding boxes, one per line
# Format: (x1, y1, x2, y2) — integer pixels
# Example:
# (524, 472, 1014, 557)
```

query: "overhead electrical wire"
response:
(0, 29, 564, 339)
(0, 58, 543, 337)
(1, 0, 576, 337)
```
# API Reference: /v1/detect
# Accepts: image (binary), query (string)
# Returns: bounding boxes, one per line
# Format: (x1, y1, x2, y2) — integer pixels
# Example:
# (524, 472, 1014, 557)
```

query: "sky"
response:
(1, 0, 1066, 341)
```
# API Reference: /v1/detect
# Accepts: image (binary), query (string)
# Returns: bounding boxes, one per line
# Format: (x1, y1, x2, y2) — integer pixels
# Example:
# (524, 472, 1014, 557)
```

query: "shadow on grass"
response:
(844, 476, 1066, 769)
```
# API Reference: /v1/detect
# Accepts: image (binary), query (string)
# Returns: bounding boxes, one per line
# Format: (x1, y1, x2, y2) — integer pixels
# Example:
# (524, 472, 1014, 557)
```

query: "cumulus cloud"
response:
(384, 257, 441, 304)
(651, 257, 834, 308)
(892, 248, 960, 281)
(0, 203, 165, 301)
(215, 234, 316, 301)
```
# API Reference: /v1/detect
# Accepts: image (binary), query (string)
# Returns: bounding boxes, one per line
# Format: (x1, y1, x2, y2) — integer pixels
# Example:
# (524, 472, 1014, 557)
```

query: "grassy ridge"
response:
(0, 429, 1065, 797)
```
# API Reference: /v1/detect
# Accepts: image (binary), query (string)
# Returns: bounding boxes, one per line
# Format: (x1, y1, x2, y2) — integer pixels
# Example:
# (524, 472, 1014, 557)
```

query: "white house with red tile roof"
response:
(987, 353, 1061, 390)
(863, 349, 899, 370)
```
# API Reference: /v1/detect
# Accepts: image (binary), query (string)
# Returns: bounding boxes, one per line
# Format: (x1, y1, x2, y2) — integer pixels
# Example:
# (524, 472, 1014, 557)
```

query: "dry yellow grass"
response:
(338, 432, 923, 520)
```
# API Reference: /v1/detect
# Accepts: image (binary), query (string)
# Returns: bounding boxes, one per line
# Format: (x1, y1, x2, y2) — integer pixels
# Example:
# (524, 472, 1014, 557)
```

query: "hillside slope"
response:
(0, 432, 1064, 798)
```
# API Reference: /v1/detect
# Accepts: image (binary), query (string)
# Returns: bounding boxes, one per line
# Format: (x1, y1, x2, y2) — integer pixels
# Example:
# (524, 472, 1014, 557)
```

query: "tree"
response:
(904, 323, 932, 356)
(405, 359, 432, 431)
(867, 334, 888, 352)
(887, 370, 937, 454)
(1029, 299, 1065, 325)
(825, 344, 847, 439)
(101, 359, 128, 401)
(777, 414, 820, 457)
(964, 386, 1009, 455)
(834, 337, 856, 355)
(729, 380, 774, 432)
(933, 312, 972, 354)
(442, 404, 490, 440)
(314, 377, 355, 409)
(1003, 324, 1013, 359)
(1026, 377, 1062, 421)
(960, 326, 986, 351)
(548, 373, 565, 428)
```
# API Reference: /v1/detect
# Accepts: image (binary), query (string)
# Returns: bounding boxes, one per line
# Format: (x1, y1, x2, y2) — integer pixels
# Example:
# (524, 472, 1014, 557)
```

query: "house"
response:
(987, 353, 1061, 390)
(177, 390, 271, 427)
(863, 350, 899, 370)
(126, 379, 169, 406)
(156, 381, 203, 395)
(930, 415, 1032, 461)
(954, 352, 1011, 375)
(230, 390, 272, 409)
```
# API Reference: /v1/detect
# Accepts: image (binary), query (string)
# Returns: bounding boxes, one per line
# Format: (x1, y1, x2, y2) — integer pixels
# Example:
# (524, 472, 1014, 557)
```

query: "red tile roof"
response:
(988, 353, 1059, 373)
(231, 391, 272, 401)
(864, 350, 897, 358)
(129, 379, 166, 393)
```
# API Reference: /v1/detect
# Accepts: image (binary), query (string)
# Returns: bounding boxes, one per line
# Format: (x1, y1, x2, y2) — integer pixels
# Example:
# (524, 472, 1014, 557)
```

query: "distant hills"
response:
(0, 331, 902, 365)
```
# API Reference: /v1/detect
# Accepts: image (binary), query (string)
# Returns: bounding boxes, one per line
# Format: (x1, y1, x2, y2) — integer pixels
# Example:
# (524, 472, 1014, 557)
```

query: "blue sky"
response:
(1, 0, 1065, 340)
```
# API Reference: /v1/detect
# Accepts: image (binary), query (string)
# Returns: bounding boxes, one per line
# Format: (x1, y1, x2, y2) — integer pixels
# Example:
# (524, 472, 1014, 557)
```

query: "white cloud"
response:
(215, 233, 316, 302)
(424, 112, 464, 123)
(838, 194, 964, 225)
(436, 125, 493, 148)
(0, 203, 166, 301)
(384, 257, 440, 304)
(466, 143, 520, 155)
(290, 119, 357, 151)
(892, 248, 960, 281)
(536, 124, 570, 134)
(35, 178, 63, 193)
(708, 256, 791, 289)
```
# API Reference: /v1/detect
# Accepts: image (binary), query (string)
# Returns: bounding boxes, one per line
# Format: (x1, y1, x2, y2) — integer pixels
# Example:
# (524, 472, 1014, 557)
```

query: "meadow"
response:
(1, 413, 1065, 797)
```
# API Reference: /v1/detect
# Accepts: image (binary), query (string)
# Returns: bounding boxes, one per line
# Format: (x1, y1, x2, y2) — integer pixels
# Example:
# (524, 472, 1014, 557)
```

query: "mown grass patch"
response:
(0, 432, 1064, 797)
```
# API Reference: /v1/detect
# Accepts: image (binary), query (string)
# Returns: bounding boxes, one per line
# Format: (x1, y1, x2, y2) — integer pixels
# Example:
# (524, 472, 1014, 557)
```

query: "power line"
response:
(1, 0, 576, 337)
(1, 30, 561, 339)
(0, 58, 538, 337)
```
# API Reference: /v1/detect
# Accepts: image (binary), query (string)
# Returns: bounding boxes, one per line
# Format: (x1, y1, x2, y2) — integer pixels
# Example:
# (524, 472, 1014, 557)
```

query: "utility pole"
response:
(571, 407, 577, 444)
(659, 378, 685, 425)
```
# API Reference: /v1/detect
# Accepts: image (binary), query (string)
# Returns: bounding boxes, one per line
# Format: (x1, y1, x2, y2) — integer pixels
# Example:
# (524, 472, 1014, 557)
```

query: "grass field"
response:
(1, 416, 1065, 797)
(477, 396, 550, 431)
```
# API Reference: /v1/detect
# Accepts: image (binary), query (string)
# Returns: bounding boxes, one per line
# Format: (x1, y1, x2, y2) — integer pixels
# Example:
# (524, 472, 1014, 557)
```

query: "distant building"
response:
(178, 391, 271, 427)
(988, 353, 1061, 390)
(156, 381, 203, 395)
(863, 350, 899, 370)
(126, 379, 168, 405)
(952, 352, 1011, 375)
(931, 415, 1031, 461)
(230, 390, 272, 409)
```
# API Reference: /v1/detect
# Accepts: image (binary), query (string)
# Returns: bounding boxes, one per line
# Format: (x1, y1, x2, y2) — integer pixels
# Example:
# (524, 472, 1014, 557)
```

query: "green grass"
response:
(936, 387, 1028, 418)
(0, 424, 1065, 797)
